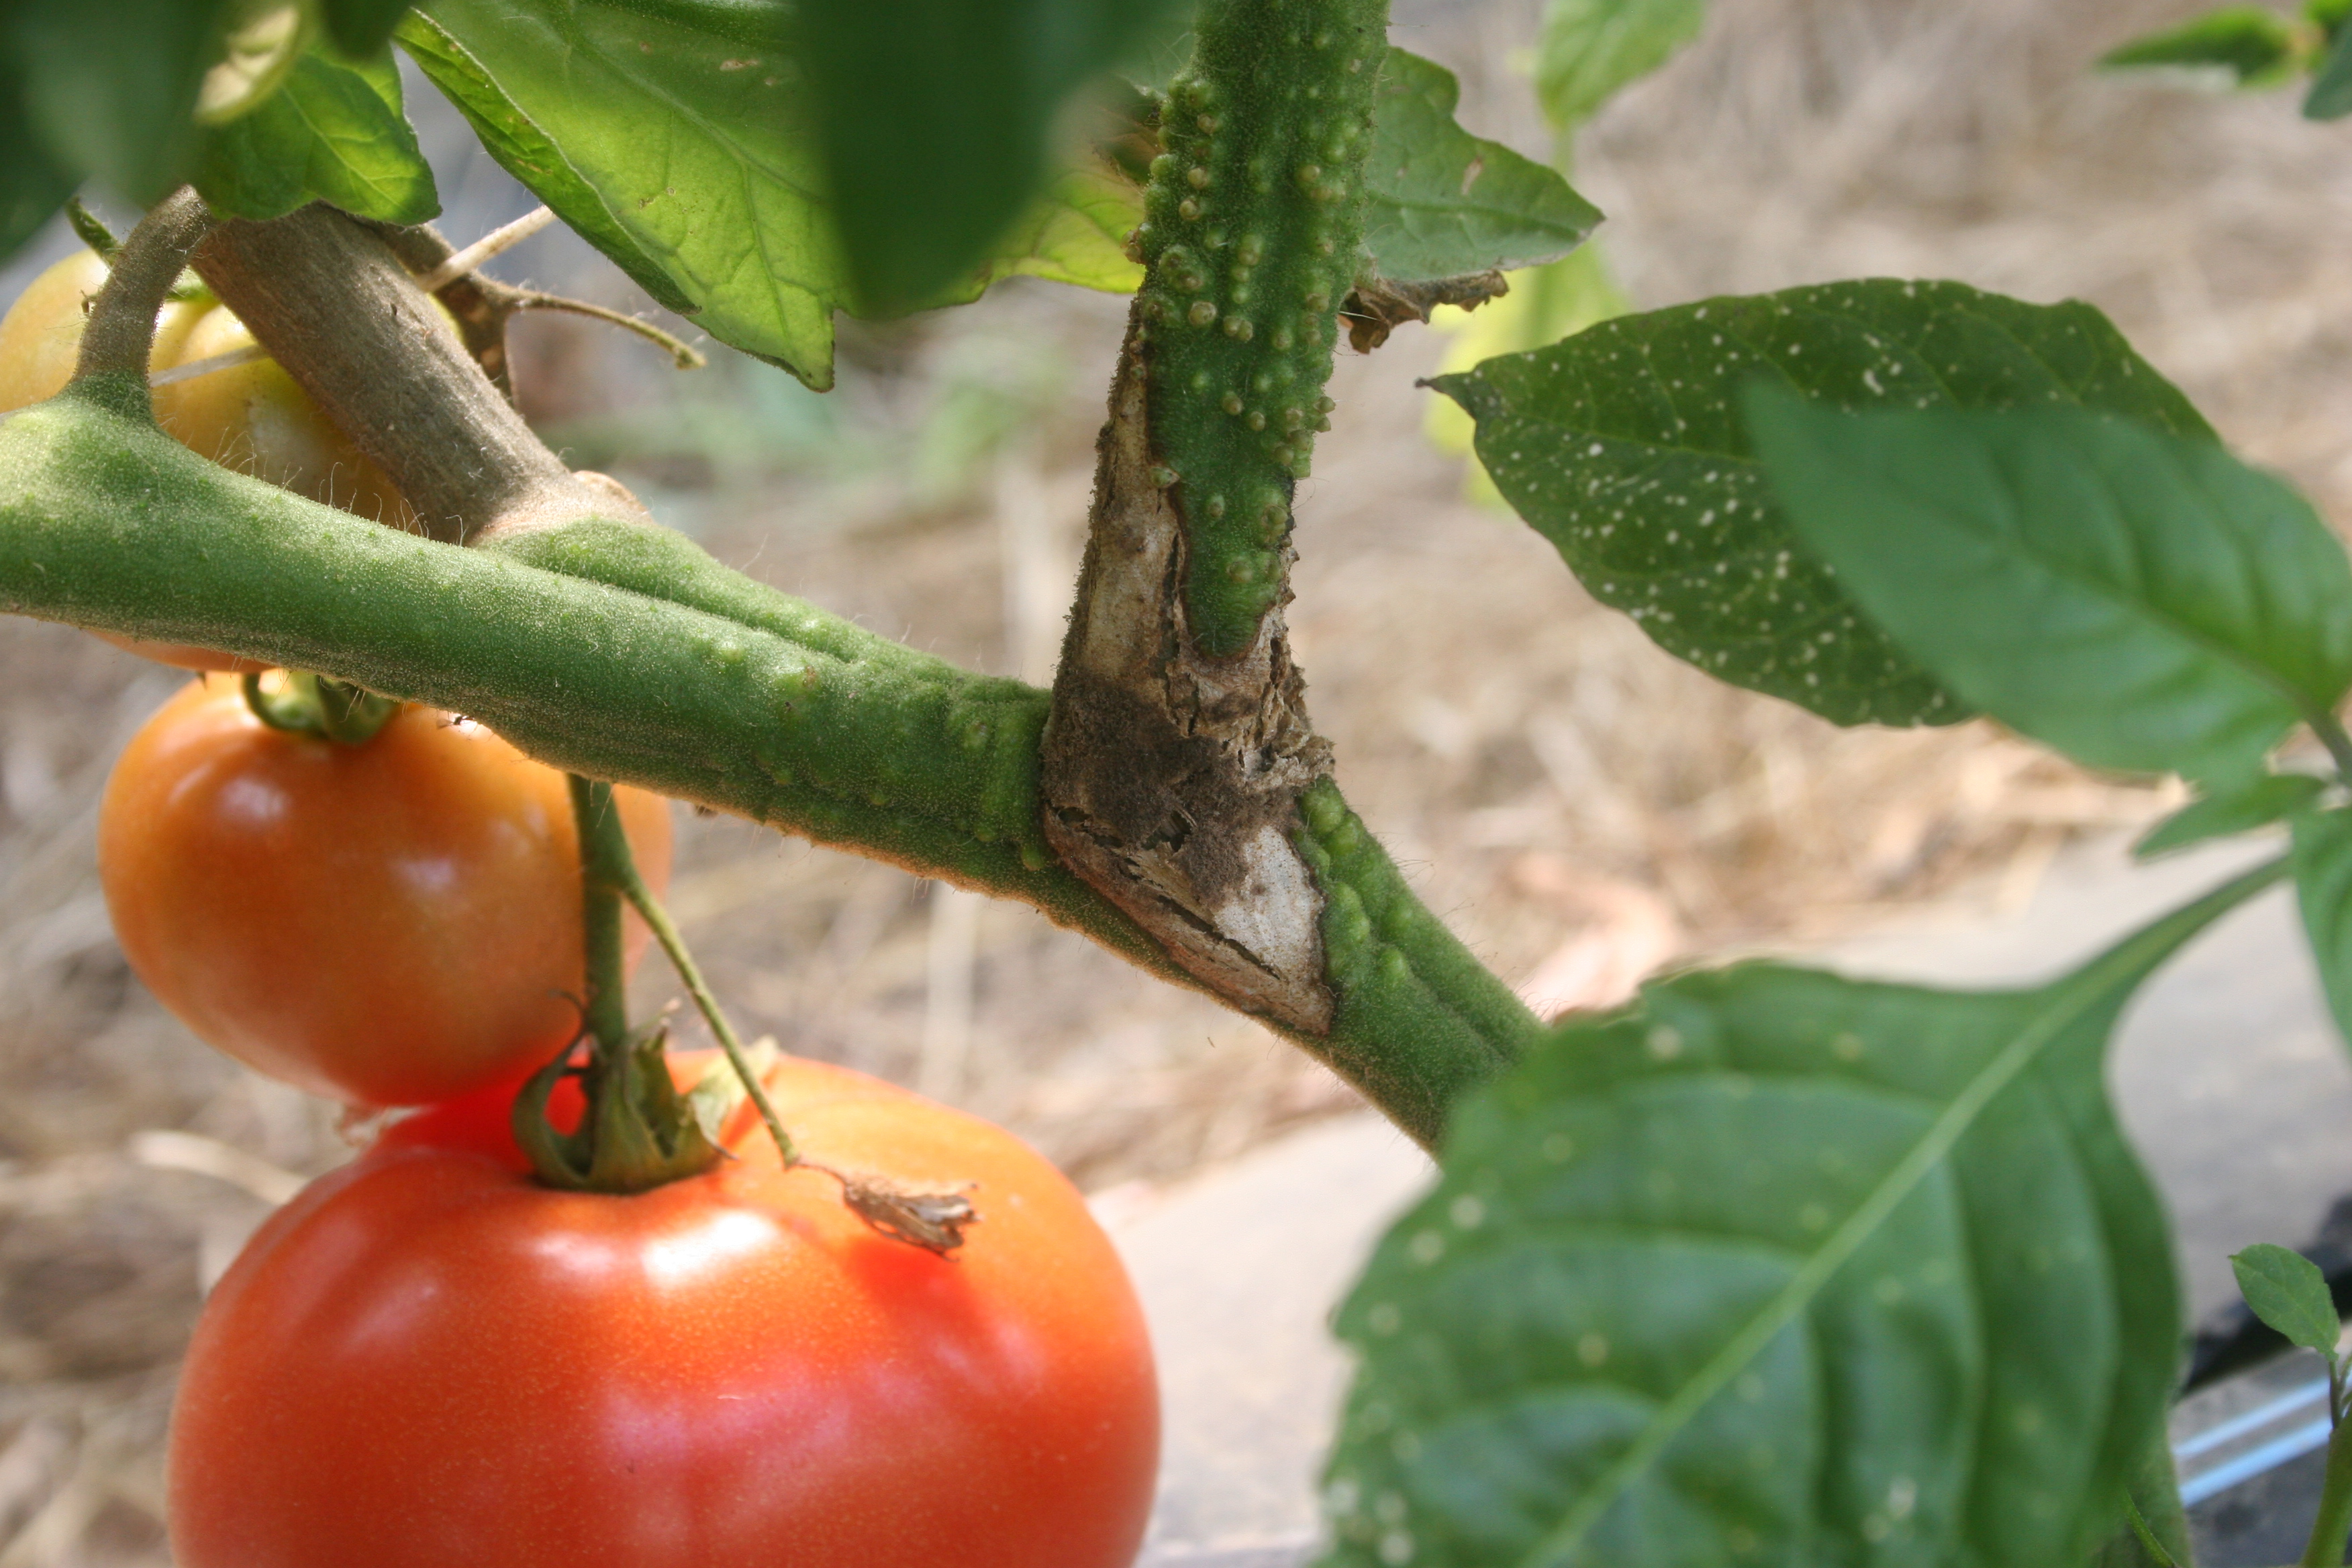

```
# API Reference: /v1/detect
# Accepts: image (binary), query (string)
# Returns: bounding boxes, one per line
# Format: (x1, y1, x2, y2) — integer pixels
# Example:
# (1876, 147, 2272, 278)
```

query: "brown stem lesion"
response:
(1041, 311, 1337, 1036)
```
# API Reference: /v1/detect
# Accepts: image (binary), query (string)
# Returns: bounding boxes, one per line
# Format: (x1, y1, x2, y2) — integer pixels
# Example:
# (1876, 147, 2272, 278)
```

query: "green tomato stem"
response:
(0, 382, 1535, 1152)
(511, 774, 723, 1193)
(610, 844, 799, 1169)
(1134, 0, 1385, 657)
(240, 671, 399, 744)
(2304, 1408, 2352, 1567)
(569, 774, 635, 1062)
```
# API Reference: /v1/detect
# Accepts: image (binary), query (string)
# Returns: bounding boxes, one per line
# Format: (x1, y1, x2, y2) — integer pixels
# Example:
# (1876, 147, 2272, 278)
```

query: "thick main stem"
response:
(1133, 0, 1385, 656)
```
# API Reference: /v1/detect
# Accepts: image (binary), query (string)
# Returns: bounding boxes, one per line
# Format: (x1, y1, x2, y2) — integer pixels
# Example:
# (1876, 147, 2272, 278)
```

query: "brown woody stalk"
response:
(191, 203, 638, 544)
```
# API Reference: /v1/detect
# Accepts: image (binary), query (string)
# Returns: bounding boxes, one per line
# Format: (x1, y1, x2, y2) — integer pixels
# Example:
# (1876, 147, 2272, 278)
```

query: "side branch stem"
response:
(190, 203, 629, 543)
(612, 852, 799, 1167)
(74, 187, 215, 392)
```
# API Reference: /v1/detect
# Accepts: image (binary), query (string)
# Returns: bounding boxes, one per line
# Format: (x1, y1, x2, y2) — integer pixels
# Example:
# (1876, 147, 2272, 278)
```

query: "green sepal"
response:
(513, 1024, 723, 1194)
(241, 669, 400, 745)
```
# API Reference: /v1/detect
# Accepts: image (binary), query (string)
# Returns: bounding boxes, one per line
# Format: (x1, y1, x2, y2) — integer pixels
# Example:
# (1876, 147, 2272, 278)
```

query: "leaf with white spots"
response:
(1751, 393, 2352, 787)
(1318, 859, 2283, 1568)
(1428, 279, 2214, 728)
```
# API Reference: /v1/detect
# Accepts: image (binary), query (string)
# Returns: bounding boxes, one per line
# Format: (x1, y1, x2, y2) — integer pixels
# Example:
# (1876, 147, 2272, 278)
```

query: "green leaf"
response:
(320, 0, 413, 57)
(2100, 7, 2302, 89)
(798, 0, 1185, 316)
(1430, 279, 2213, 728)
(2230, 1243, 2341, 1358)
(4, 0, 238, 200)
(1320, 861, 2278, 1568)
(2292, 805, 2352, 1052)
(399, 1, 837, 386)
(0, 74, 79, 266)
(1535, 0, 1708, 130)
(1362, 49, 1602, 287)
(1751, 392, 2352, 785)
(2314, 0, 2352, 46)
(2308, 18, 2352, 116)
(2135, 773, 2325, 859)
(195, 46, 439, 223)
(932, 166, 1143, 305)
(2088, 1438, 2192, 1568)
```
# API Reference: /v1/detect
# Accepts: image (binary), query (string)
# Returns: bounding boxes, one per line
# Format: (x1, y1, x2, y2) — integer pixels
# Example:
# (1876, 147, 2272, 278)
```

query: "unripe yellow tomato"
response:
(0, 248, 428, 670)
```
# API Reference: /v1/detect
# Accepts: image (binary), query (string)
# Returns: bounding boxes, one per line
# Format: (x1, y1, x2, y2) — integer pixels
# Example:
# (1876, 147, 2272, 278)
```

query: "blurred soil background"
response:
(1, 0, 2343, 1557)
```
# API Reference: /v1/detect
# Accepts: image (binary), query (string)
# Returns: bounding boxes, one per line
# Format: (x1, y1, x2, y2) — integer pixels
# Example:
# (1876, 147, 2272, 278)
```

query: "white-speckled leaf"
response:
(1430, 279, 2216, 728)
(1754, 396, 2352, 784)
(1318, 863, 2272, 1568)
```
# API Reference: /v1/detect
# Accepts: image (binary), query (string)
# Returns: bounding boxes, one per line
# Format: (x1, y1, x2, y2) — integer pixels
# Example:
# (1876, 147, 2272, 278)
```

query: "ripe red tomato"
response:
(98, 675, 673, 1106)
(166, 1054, 1161, 1568)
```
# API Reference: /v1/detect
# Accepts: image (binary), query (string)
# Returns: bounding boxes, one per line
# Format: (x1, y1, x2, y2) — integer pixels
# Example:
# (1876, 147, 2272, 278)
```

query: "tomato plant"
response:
(15, 0, 2352, 1563)
(98, 673, 673, 1106)
(165, 1052, 1159, 1568)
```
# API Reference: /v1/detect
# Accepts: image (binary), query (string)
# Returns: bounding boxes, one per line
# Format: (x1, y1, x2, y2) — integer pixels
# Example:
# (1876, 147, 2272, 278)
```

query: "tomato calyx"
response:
(513, 1022, 726, 1193)
(517, 776, 982, 1250)
(242, 669, 399, 744)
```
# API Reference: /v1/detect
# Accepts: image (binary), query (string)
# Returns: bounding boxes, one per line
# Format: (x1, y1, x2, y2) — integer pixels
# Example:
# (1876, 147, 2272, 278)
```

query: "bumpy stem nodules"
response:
(1133, 0, 1385, 658)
